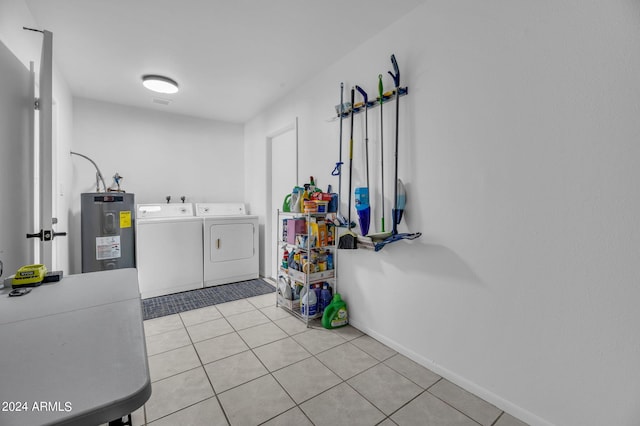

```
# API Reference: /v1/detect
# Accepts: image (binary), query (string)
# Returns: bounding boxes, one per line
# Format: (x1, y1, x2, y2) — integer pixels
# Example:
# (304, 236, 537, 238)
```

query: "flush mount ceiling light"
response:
(142, 75, 179, 94)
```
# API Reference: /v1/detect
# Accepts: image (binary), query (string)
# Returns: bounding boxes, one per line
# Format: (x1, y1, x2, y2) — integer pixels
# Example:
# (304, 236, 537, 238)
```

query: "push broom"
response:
(338, 87, 358, 249)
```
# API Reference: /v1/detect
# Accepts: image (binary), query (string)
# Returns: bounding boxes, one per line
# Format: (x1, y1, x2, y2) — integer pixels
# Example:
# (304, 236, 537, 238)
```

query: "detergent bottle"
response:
(302, 184, 310, 202)
(293, 282, 303, 300)
(321, 293, 348, 329)
(282, 194, 291, 212)
(291, 187, 301, 212)
(277, 275, 292, 300)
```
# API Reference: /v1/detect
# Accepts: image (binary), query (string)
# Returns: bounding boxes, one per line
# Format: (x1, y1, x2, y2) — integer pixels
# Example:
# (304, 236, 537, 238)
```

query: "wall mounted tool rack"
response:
(330, 87, 408, 120)
(329, 55, 421, 252)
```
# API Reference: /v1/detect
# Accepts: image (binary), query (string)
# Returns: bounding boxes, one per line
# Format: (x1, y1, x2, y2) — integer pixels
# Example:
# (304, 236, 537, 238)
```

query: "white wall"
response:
(245, 1, 640, 425)
(0, 0, 74, 274)
(70, 98, 245, 273)
(0, 37, 31, 279)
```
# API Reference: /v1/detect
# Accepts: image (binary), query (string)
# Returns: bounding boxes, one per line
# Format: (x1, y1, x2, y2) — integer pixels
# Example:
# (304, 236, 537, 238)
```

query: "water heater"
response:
(81, 193, 136, 272)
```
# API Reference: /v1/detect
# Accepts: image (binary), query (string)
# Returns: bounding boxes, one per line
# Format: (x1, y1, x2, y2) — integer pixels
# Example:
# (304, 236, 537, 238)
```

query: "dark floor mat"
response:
(142, 278, 275, 320)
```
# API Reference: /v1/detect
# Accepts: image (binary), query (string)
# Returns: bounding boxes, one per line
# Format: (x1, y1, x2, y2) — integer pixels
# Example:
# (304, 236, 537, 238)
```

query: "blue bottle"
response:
(314, 284, 322, 308)
(326, 253, 334, 270)
(355, 187, 370, 235)
(320, 283, 333, 312)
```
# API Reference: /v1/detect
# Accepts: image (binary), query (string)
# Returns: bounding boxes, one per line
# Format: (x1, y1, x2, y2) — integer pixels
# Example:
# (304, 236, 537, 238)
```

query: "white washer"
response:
(136, 203, 203, 299)
(196, 203, 259, 287)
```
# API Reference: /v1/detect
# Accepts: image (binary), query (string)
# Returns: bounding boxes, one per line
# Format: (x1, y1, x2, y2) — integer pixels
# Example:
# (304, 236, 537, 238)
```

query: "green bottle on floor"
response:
(321, 293, 348, 329)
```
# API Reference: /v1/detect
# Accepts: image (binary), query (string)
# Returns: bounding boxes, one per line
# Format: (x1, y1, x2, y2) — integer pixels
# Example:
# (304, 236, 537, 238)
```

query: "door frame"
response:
(38, 30, 54, 268)
(265, 118, 298, 279)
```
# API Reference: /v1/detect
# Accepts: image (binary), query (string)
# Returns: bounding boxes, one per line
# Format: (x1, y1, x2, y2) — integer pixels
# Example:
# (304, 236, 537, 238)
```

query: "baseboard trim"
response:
(348, 318, 554, 426)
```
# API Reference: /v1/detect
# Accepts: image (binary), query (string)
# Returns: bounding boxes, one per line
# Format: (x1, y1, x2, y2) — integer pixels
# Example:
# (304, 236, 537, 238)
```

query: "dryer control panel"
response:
(195, 203, 246, 217)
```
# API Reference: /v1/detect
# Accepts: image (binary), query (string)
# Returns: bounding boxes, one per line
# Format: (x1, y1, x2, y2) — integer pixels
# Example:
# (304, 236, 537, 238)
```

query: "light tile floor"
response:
(124, 292, 529, 426)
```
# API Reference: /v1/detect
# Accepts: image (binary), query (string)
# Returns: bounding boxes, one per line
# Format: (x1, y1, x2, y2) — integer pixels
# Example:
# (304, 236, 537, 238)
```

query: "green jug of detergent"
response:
(282, 194, 292, 212)
(283, 187, 303, 213)
(322, 293, 348, 329)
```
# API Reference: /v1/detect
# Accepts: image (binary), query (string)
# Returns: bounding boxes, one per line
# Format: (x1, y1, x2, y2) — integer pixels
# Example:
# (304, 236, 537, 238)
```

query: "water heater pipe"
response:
(70, 151, 107, 192)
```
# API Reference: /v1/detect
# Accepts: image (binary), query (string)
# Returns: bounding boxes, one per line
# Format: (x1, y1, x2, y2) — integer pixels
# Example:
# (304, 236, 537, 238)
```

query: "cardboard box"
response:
(310, 222, 327, 247)
(277, 292, 300, 311)
(288, 268, 335, 284)
(287, 218, 306, 244)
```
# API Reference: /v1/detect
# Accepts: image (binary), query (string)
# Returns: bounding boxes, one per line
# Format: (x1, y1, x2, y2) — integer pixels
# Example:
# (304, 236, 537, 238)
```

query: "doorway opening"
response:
(265, 118, 298, 280)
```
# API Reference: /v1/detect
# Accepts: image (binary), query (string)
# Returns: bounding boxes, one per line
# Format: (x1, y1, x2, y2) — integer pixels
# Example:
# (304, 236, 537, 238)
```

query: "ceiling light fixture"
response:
(142, 75, 179, 94)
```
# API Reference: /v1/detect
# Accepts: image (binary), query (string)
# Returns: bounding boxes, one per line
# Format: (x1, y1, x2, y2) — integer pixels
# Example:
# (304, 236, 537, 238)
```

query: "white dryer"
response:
(196, 203, 259, 287)
(136, 203, 203, 299)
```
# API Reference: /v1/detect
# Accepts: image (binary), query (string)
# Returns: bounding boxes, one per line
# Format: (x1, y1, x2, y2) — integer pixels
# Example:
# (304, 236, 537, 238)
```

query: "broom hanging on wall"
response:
(338, 86, 358, 249)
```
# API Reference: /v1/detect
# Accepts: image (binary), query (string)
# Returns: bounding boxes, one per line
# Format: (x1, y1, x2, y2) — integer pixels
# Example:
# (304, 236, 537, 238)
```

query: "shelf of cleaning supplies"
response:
(276, 209, 338, 328)
(279, 211, 333, 217)
(284, 267, 335, 285)
(328, 86, 408, 122)
(278, 240, 335, 251)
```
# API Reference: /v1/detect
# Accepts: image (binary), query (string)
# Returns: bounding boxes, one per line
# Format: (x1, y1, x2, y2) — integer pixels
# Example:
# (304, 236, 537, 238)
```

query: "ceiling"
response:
(24, 0, 427, 123)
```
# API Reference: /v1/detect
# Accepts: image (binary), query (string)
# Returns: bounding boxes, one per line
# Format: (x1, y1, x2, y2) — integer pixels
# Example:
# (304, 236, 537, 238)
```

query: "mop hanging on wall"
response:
(374, 54, 421, 251)
(364, 75, 393, 242)
(354, 85, 371, 236)
(378, 74, 388, 235)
